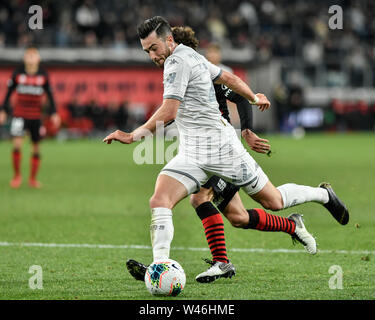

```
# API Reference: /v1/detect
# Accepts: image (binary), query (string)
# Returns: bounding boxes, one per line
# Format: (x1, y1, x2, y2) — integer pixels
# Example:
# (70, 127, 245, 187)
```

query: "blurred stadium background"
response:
(1, 0, 375, 140)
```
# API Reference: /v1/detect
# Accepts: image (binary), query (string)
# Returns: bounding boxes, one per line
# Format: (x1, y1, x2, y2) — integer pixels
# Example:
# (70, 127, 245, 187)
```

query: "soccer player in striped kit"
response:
(0, 46, 60, 188)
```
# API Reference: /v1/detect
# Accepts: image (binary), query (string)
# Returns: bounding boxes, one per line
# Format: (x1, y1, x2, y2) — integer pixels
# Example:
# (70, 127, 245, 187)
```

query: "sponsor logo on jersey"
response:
(221, 84, 233, 97)
(169, 58, 179, 65)
(16, 84, 44, 95)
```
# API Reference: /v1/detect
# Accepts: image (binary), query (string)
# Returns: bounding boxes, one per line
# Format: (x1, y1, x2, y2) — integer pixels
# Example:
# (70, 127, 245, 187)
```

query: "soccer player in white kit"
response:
(104, 16, 349, 282)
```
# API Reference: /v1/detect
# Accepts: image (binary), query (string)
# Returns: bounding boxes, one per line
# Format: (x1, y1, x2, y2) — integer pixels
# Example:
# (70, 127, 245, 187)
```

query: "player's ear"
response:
(165, 34, 174, 45)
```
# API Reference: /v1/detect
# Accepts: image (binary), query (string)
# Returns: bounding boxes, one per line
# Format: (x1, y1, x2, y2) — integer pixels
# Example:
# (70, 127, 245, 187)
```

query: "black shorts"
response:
(202, 175, 240, 212)
(10, 117, 42, 143)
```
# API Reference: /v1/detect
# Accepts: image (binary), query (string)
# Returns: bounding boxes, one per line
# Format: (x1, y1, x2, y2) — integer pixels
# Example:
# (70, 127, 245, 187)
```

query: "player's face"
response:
(24, 49, 41, 67)
(141, 31, 171, 68)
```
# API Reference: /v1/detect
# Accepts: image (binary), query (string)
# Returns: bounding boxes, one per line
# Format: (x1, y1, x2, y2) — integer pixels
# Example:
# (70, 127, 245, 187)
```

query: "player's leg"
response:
(189, 177, 236, 283)
(219, 125, 348, 224)
(148, 153, 209, 262)
(148, 173, 188, 262)
(9, 117, 26, 188)
(208, 141, 317, 253)
(221, 193, 314, 253)
(29, 142, 41, 188)
(249, 177, 349, 225)
(208, 184, 312, 253)
(28, 119, 42, 188)
(190, 181, 229, 264)
(10, 136, 23, 188)
(250, 180, 326, 211)
(130, 175, 236, 284)
(127, 157, 207, 281)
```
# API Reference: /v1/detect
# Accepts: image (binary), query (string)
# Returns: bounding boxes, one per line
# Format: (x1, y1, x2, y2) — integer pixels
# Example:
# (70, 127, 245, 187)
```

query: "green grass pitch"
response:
(0, 133, 374, 300)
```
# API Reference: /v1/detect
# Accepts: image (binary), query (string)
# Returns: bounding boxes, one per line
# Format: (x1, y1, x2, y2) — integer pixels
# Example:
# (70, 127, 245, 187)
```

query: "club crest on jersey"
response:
(165, 72, 176, 85)
(19, 74, 27, 84)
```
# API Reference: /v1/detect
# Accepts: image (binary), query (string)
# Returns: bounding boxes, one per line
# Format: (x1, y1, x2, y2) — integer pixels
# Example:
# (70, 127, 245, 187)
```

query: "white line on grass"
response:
(0, 241, 373, 255)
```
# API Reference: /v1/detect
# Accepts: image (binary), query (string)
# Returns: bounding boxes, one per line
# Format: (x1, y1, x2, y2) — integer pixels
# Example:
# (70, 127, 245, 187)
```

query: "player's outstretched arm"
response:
(228, 93, 271, 154)
(241, 129, 271, 154)
(215, 70, 270, 111)
(103, 98, 180, 145)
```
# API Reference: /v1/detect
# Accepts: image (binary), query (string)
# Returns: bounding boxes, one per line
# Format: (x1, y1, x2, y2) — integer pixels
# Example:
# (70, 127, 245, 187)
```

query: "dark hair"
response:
(171, 26, 199, 51)
(137, 16, 172, 39)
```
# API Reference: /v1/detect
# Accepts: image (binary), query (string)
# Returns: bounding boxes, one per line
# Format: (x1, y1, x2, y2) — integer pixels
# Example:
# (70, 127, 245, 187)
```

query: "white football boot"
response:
(195, 259, 236, 283)
(288, 213, 317, 255)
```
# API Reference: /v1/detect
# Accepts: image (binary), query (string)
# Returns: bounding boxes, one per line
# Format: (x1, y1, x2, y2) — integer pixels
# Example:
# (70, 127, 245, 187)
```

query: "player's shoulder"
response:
(166, 44, 201, 67)
(165, 54, 184, 69)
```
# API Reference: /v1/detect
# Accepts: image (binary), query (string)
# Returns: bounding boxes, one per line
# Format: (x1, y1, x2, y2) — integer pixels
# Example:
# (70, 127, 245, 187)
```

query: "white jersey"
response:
(163, 44, 226, 154)
(160, 44, 269, 195)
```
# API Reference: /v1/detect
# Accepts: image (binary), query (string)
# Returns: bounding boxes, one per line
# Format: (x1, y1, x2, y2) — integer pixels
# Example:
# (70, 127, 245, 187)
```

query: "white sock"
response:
(277, 183, 329, 209)
(150, 207, 174, 261)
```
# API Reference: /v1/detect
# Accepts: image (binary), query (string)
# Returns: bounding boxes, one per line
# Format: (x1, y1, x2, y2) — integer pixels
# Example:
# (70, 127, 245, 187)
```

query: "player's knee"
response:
(189, 192, 210, 209)
(261, 199, 283, 211)
(149, 193, 173, 209)
(226, 213, 247, 228)
(189, 195, 201, 209)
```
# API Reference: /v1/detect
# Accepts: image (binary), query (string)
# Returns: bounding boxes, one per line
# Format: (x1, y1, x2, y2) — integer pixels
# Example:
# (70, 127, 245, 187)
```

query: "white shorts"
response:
(159, 125, 269, 195)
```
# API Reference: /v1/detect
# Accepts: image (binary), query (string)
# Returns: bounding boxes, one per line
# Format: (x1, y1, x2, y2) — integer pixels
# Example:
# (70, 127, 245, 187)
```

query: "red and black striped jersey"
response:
(1, 66, 56, 120)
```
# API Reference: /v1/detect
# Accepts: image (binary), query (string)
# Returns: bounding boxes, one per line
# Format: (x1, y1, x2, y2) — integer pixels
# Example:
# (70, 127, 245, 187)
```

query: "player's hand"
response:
(0, 110, 7, 125)
(51, 113, 61, 129)
(252, 93, 271, 112)
(103, 130, 134, 144)
(241, 129, 271, 154)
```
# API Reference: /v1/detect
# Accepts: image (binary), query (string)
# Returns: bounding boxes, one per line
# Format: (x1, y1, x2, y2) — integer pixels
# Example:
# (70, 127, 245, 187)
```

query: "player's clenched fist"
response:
(103, 130, 134, 144)
(253, 93, 271, 112)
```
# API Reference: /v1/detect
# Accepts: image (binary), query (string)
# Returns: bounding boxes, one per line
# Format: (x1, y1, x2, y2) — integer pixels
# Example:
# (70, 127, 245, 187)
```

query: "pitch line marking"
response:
(0, 241, 373, 255)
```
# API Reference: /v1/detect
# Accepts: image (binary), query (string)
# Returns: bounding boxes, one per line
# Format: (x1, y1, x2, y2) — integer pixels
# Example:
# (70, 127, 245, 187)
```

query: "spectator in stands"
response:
(75, 0, 100, 34)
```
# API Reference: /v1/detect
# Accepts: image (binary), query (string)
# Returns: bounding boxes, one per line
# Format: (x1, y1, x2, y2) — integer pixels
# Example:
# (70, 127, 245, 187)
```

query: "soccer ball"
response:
(144, 259, 186, 296)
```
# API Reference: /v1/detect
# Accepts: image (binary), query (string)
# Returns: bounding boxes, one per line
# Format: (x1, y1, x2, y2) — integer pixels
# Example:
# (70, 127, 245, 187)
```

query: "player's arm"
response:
(0, 71, 17, 125)
(43, 73, 61, 128)
(103, 98, 179, 144)
(104, 56, 187, 145)
(227, 92, 271, 154)
(215, 70, 270, 111)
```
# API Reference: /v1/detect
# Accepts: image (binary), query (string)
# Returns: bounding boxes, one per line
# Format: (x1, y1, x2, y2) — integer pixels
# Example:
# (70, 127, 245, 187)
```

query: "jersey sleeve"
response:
(235, 96, 253, 131)
(163, 56, 191, 102)
(205, 59, 222, 82)
(219, 85, 254, 130)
